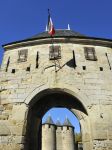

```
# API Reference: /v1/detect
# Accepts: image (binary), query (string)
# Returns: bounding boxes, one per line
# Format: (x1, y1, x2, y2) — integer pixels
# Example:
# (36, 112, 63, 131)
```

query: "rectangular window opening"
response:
(26, 66, 30, 72)
(18, 49, 28, 62)
(84, 47, 97, 61)
(67, 126, 69, 130)
(49, 45, 61, 60)
(12, 69, 15, 73)
(100, 67, 103, 71)
(82, 66, 86, 70)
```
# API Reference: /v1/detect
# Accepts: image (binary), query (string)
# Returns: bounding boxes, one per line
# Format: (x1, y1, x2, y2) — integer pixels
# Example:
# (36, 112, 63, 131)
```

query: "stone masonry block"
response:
(0, 123, 11, 136)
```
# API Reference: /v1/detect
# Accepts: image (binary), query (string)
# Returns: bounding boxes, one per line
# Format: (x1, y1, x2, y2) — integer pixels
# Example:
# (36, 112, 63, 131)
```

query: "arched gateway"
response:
(24, 88, 89, 150)
(0, 29, 112, 150)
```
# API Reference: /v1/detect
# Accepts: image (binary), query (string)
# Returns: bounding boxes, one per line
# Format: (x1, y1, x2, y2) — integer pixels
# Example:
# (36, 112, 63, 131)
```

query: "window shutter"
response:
(84, 47, 97, 61)
(49, 45, 61, 60)
(18, 49, 28, 62)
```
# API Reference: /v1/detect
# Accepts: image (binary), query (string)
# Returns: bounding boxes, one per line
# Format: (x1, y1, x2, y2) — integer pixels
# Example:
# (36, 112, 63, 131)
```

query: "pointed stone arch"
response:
(24, 85, 91, 150)
(24, 84, 90, 113)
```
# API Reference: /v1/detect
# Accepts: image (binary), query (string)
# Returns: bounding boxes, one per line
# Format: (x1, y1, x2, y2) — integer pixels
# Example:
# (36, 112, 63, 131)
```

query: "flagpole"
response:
(51, 35, 57, 72)
(48, 9, 56, 72)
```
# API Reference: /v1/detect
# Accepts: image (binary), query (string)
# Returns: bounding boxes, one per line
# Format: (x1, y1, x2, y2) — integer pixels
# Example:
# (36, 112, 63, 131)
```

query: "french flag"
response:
(48, 10, 55, 36)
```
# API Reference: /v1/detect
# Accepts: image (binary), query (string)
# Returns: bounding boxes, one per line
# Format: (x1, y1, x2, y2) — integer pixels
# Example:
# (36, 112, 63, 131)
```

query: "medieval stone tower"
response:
(42, 116, 75, 150)
(0, 28, 112, 150)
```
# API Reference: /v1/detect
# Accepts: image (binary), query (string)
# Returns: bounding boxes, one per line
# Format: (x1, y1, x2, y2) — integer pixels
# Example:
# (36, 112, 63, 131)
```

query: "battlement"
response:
(42, 124, 74, 131)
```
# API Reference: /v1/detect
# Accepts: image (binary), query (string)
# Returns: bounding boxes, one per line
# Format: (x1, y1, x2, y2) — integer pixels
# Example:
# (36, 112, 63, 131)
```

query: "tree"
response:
(75, 133, 82, 142)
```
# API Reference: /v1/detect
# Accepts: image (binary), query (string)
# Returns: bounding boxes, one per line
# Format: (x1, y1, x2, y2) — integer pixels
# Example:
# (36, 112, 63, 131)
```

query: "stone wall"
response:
(0, 38, 112, 149)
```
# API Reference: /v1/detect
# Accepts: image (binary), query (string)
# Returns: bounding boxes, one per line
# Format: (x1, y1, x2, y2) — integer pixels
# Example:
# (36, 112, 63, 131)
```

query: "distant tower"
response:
(62, 117, 75, 150)
(56, 119, 63, 150)
(42, 117, 75, 150)
(42, 116, 56, 150)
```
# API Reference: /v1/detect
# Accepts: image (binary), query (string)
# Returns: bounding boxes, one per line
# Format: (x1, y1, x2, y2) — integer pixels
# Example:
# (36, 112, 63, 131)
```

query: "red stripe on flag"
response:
(48, 16, 55, 36)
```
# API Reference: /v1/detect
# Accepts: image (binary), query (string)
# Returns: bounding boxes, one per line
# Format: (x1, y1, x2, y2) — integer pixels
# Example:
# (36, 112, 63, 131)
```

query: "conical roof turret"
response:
(63, 117, 73, 127)
(45, 115, 54, 125)
(56, 119, 61, 126)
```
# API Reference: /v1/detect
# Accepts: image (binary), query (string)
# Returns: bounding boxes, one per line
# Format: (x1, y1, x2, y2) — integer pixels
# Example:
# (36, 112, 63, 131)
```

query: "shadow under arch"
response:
(24, 88, 88, 150)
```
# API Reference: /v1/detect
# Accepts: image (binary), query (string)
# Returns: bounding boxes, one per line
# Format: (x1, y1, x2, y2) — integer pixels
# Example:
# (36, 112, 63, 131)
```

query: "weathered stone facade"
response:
(0, 30, 112, 150)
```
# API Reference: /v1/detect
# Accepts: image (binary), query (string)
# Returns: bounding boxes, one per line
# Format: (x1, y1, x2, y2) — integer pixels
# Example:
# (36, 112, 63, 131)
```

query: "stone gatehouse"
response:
(0, 29, 112, 150)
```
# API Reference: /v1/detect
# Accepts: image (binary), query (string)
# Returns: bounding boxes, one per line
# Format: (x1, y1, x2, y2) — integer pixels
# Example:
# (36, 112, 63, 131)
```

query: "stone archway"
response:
(24, 88, 91, 150)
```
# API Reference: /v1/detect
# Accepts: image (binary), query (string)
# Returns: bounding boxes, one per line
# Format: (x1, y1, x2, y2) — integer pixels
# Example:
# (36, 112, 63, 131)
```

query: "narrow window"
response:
(105, 53, 111, 70)
(49, 45, 61, 60)
(67, 126, 69, 130)
(84, 47, 97, 61)
(18, 49, 28, 62)
(6, 57, 10, 72)
(36, 51, 39, 68)
(26, 66, 30, 72)
(100, 67, 103, 71)
(73, 50, 77, 68)
(82, 66, 86, 70)
(11, 69, 15, 73)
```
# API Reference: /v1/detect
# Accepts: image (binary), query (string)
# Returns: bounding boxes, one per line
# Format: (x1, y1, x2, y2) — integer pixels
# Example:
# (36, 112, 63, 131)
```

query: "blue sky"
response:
(0, 0, 112, 132)
(42, 108, 80, 133)
(0, 0, 112, 64)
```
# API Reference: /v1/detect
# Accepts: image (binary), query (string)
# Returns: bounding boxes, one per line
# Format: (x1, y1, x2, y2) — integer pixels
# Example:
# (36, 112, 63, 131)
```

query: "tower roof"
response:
(27, 29, 86, 40)
(3, 29, 112, 49)
(63, 117, 73, 127)
(56, 119, 61, 126)
(44, 116, 54, 125)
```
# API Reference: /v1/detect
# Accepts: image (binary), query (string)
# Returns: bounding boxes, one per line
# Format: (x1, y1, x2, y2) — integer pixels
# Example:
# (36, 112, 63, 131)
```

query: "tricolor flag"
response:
(48, 10, 55, 36)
